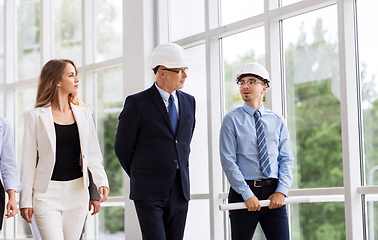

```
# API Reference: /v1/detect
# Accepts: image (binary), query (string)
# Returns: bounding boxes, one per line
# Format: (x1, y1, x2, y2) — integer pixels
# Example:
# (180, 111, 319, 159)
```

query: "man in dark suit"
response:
(115, 43, 196, 240)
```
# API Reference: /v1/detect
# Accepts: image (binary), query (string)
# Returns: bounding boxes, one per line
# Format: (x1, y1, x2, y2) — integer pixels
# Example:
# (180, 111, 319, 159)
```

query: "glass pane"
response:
(98, 206, 125, 239)
(54, 0, 82, 66)
(16, 86, 37, 165)
(221, 0, 264, 26)
(0, 0, 4, 85)
(96, 66, 124, 197)
(357, 0, 378, 186)
(17, 214, 33, 238)
(182, 44, 209, 194)
(17, 0, 40, 81)
(95, 0, 122, 62)
(184, 199, 210, 240)
(290, 202, 345, 239)
(281, 0, 302, 7)
(169, 0, 205, 41)
(15, 86, 37, 238)
(366, 198, 378, 239)
(283, 5, 342, 189)
(222, 27, 265, 114)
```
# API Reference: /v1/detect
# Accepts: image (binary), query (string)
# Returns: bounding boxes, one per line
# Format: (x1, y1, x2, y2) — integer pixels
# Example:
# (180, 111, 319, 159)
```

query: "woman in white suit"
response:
(20, 59, 109, 240)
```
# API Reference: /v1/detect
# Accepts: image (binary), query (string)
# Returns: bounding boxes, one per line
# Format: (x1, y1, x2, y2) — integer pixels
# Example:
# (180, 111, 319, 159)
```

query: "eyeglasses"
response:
(161, 68, 188, 75)
(237, 79, 265, 88)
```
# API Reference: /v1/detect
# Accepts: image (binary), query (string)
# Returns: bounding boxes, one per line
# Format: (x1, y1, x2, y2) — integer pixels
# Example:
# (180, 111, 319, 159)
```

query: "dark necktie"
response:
(254, 110, 271, 178)
(168, 94, 178, 134)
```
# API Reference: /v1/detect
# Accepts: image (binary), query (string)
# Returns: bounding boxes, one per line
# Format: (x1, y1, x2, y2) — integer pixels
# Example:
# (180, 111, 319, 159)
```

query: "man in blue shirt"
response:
(219, 62, 294, 240)
(0, 116, 22, 229)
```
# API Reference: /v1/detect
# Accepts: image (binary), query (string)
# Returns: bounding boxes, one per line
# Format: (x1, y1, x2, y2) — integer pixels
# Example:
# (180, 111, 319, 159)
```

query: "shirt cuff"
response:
(4, 180, 22, 193)
(241, 188, 254, 201)
(275, 184, 289, 197)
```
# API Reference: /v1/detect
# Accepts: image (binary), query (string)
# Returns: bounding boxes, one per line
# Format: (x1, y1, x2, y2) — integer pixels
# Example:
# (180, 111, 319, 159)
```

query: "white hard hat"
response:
(236, 62, 271, 90)
(148, 43, 192, 69)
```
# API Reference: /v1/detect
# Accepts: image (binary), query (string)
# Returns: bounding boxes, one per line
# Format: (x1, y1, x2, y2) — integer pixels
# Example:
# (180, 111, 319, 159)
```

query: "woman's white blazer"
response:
(20, 104, 109, 209)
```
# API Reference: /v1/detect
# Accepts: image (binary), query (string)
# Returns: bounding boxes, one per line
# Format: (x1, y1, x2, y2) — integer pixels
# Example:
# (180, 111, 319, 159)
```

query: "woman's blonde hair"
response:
(35, 59, 82, 108)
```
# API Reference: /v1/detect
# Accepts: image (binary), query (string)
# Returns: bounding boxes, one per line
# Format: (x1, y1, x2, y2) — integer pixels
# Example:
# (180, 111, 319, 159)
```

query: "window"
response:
(95, 0, 122, 62)
(169, 0, 205, 41)
(290, 202, 346, 239)
(221, 0, 264, 25)
(283, 5, 341, 189)
(17, 0, 40, 81)
(95, 66, 124, 197)
(54, 0, 82, 66)
(98, 206, 125, 239)
(283, 5, 344, 238)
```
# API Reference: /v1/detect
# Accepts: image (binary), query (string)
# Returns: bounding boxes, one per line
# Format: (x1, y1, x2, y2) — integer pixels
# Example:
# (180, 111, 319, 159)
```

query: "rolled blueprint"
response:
(219, 196, 311, 211)
(29, 214, 42, 240)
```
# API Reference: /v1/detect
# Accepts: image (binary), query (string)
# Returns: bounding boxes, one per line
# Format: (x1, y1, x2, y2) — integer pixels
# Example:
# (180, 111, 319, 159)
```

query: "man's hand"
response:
(89, 200, 101, 215)
(98, 186, 109, 203)
(5, 190, 18, 218)
(245, 195, 261, 211)
(20, 208, 33, 224)
(268, 192, 285, 209)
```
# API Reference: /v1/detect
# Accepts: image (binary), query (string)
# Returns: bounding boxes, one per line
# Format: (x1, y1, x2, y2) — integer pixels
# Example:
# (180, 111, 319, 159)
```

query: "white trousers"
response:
(32, 177, 89, 240)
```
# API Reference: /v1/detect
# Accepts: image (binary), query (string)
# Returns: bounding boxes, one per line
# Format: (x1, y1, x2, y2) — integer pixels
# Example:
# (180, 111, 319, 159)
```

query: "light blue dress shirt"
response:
(0, 117, 22, 192)
(219, 103, 293, 201)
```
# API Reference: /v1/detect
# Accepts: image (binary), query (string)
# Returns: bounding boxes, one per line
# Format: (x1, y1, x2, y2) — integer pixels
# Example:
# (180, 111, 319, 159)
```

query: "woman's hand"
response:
(98, 186, 109, 203)
(89, 200, 101, 215)
(20, 208, 33, 224)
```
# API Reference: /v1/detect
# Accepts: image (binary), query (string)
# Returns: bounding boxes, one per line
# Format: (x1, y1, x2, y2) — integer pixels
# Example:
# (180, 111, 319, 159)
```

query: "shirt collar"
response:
(155, 82, 177, 102)
(242, 103, 265, 117)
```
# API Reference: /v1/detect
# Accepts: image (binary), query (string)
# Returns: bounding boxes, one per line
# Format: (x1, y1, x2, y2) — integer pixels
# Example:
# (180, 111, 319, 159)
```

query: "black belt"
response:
(246, 179, 278, 188)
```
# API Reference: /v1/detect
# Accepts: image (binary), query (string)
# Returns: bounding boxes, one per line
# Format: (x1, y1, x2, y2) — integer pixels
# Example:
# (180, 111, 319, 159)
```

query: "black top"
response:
(51, 122, 83, 181)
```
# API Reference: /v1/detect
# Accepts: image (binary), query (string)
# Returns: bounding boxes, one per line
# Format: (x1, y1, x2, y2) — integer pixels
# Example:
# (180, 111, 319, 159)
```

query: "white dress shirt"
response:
(155, 82, 180, 118)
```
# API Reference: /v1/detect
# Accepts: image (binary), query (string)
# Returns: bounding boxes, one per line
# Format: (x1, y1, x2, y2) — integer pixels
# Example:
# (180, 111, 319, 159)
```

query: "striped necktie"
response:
(254, 110, 271, 178)
(168, 94, 178, 134)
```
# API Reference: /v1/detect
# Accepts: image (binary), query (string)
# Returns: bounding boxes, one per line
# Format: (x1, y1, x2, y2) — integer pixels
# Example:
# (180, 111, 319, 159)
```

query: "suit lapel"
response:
(149, 84, 175, 135)
(176, 90, 186, 134)
(39, 106, 56, 156)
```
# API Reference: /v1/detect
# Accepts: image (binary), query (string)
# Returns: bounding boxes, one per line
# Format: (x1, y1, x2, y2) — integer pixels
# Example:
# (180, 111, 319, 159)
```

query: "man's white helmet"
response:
(236, 62, 271, 91)
(149, 43, 191, 69)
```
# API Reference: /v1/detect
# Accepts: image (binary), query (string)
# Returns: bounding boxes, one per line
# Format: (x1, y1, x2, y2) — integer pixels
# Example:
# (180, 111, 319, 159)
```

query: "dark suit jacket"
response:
(0, 180, 4, 230)
(115, 84, 195, 201)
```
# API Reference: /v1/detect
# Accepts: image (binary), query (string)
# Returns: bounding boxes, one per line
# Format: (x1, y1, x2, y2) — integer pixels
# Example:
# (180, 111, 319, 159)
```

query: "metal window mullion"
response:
(265, 0, 282, 115)
(206, 0, 224, 238)
(337, 0, 364, 239)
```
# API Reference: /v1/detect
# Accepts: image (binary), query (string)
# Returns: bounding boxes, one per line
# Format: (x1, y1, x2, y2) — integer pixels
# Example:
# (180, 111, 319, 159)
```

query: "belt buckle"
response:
(254, 180, 262, 187)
